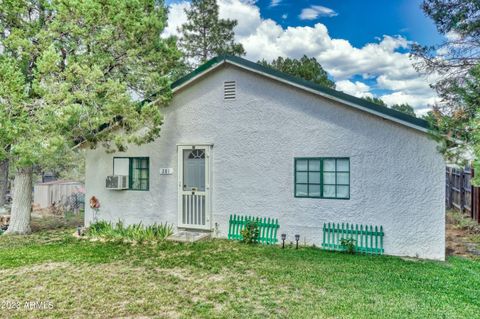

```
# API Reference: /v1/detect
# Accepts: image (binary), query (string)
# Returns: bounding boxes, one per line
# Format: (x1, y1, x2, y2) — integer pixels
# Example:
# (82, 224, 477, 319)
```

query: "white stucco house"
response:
(85, 56, 445, 260)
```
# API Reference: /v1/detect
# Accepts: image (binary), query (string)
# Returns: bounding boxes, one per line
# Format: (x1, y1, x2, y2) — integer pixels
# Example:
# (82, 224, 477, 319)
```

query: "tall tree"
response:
(391, 103, 416, 117)
(0, 159, 8, 208)
(411, 0, 480, 182)
(362, 97, 418, 117)
(412, 0, 480, 99)
(258, 56, 335, 89)
(362, 96, 387, 107)
(0, 0, 181, 234)
(178, 0, 245, 68)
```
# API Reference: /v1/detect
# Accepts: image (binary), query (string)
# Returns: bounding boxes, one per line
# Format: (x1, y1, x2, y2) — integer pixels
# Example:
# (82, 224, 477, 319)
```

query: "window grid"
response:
(113, 157, 149, 191)
(295, 159, 321, 198)
(129, 157, 149, 191)
(294, 158, 350, 199)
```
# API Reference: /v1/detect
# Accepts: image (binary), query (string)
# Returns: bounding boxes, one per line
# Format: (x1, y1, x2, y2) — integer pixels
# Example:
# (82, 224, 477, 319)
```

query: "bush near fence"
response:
(322, 223, 384, 255)
(228, 215, 279, 244)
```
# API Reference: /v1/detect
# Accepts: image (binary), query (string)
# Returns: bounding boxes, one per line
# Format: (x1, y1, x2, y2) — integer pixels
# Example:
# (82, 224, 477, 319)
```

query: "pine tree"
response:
(0, 0, 181, 234)
(391, 103, 416, 117)
(258, 56, 335, 89)
(362, 96, 387, 107)
(178, 0, 245, 68)
(411, 0, 480, 181)
(0, 159, 8, 209)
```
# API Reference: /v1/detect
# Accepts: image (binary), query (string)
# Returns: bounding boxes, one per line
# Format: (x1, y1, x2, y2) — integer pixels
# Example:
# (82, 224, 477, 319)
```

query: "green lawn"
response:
(0, 229, 479, 319)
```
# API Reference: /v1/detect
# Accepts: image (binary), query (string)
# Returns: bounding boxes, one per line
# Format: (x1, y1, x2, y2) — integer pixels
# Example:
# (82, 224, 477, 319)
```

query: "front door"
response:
(178, 145, 211, 230)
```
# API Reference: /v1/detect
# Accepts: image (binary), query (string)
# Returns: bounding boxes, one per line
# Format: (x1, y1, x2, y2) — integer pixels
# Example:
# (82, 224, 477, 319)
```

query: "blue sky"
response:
(258, 0, 442, 47)
(165, 1, 443, 113)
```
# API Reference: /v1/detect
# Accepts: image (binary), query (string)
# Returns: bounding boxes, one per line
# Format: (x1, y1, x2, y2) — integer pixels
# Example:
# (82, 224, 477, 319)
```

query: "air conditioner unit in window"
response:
(106, 175, 128, 190)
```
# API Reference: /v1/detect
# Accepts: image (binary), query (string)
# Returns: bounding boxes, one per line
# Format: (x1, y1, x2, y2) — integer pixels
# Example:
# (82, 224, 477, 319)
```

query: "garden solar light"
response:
(295, 234, 300, 249)
(281, 233, 286, 248)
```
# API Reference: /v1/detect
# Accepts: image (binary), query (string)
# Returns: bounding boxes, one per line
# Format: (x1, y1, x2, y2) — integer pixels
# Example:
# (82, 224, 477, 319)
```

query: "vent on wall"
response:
(224, 81, 236, 101)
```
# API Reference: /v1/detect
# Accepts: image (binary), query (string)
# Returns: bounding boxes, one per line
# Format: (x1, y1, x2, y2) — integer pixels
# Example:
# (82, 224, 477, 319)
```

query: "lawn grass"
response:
(0, 229, 479, 319)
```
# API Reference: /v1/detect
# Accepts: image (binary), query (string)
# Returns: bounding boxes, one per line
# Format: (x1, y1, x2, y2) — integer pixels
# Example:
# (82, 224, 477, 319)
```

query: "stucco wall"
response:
(85, 64, 445, 260)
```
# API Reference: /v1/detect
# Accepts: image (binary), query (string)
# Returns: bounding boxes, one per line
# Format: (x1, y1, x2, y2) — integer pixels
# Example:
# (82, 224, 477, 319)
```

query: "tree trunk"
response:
(5, 167, 33, 235)
(0, 159, 8, 208)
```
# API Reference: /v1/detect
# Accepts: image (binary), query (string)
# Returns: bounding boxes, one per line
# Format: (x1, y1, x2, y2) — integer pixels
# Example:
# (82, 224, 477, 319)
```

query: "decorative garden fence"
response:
(228, 214, 279, 244)
(446, 166, 480, 224)
(322, 223, 384, 255)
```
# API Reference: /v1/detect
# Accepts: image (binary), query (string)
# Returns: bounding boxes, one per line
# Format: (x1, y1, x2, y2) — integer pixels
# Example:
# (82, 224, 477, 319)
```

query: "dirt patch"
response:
(0, 262, 71, 276)
(156, 267, 194, 281)
(446, 211, 480, 257)
(30, 213, 84, 232)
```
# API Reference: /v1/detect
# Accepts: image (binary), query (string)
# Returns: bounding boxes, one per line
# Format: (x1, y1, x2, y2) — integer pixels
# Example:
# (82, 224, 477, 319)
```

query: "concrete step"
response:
(167, 230, 211, 243)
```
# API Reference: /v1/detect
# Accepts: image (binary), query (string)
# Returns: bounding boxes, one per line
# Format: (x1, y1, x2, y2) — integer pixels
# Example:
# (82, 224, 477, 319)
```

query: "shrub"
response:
(340, 238, 356, 254)
(30, 213, 84, 232)
(449, 210, 480, 234)
(240, 220, 260, 244)
(86, 220, 173, 242)
(88, 220, 113, 236)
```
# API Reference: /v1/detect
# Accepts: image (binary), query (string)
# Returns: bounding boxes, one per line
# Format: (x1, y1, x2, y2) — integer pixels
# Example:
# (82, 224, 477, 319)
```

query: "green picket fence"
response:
(322, 223, 384, 255)
(228, 214, 279, 244)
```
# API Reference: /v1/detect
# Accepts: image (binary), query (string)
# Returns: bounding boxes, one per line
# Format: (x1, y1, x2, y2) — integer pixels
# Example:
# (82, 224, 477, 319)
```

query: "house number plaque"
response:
(160, 168, 173, 175)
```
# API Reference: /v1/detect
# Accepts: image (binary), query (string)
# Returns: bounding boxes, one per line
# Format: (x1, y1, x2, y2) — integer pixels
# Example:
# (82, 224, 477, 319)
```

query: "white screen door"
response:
(178, 145, 211, 229)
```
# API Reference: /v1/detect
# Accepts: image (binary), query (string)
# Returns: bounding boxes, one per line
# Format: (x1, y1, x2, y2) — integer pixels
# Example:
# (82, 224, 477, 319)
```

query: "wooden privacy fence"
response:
(228, 214, 279, 244)
(322, 223, 384, 255)
(446, 166, 480, 223)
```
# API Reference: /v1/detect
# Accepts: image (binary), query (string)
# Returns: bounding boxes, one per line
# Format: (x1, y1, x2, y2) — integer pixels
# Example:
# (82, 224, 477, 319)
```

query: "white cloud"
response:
(270, 0, 281, 7)
(163, 2, 189, 37)
(445, 31, 461, 41)
(336, 80, 373, 98)
(380, 92, 437, 115)
(299, 5, 338, 20)
(165, 0, 439, 111)
(217, 0, 262, 38)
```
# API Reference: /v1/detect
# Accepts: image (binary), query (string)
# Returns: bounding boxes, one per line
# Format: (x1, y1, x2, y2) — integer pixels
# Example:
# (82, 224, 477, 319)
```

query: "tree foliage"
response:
(391, 103, 416, 117)
(0, 0, 181, 233)
(258, 55, 335, 89)
(1, 0, 181, 165)
(362, 97, 417, 117)
(362, 96, 387, 107)
(178, 0, 245, 68)
(411, 0, 480, 183)
(412, 0, 480, 103)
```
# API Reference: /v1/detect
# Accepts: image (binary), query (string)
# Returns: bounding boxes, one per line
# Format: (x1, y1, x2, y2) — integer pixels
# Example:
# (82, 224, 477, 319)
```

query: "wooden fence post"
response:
(447, 167, 453, 209)
(472, 166, 480, 223)
(476, 189, 480, 223)
(460, 169, 465, 214)
(470, 165, 474, 219)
